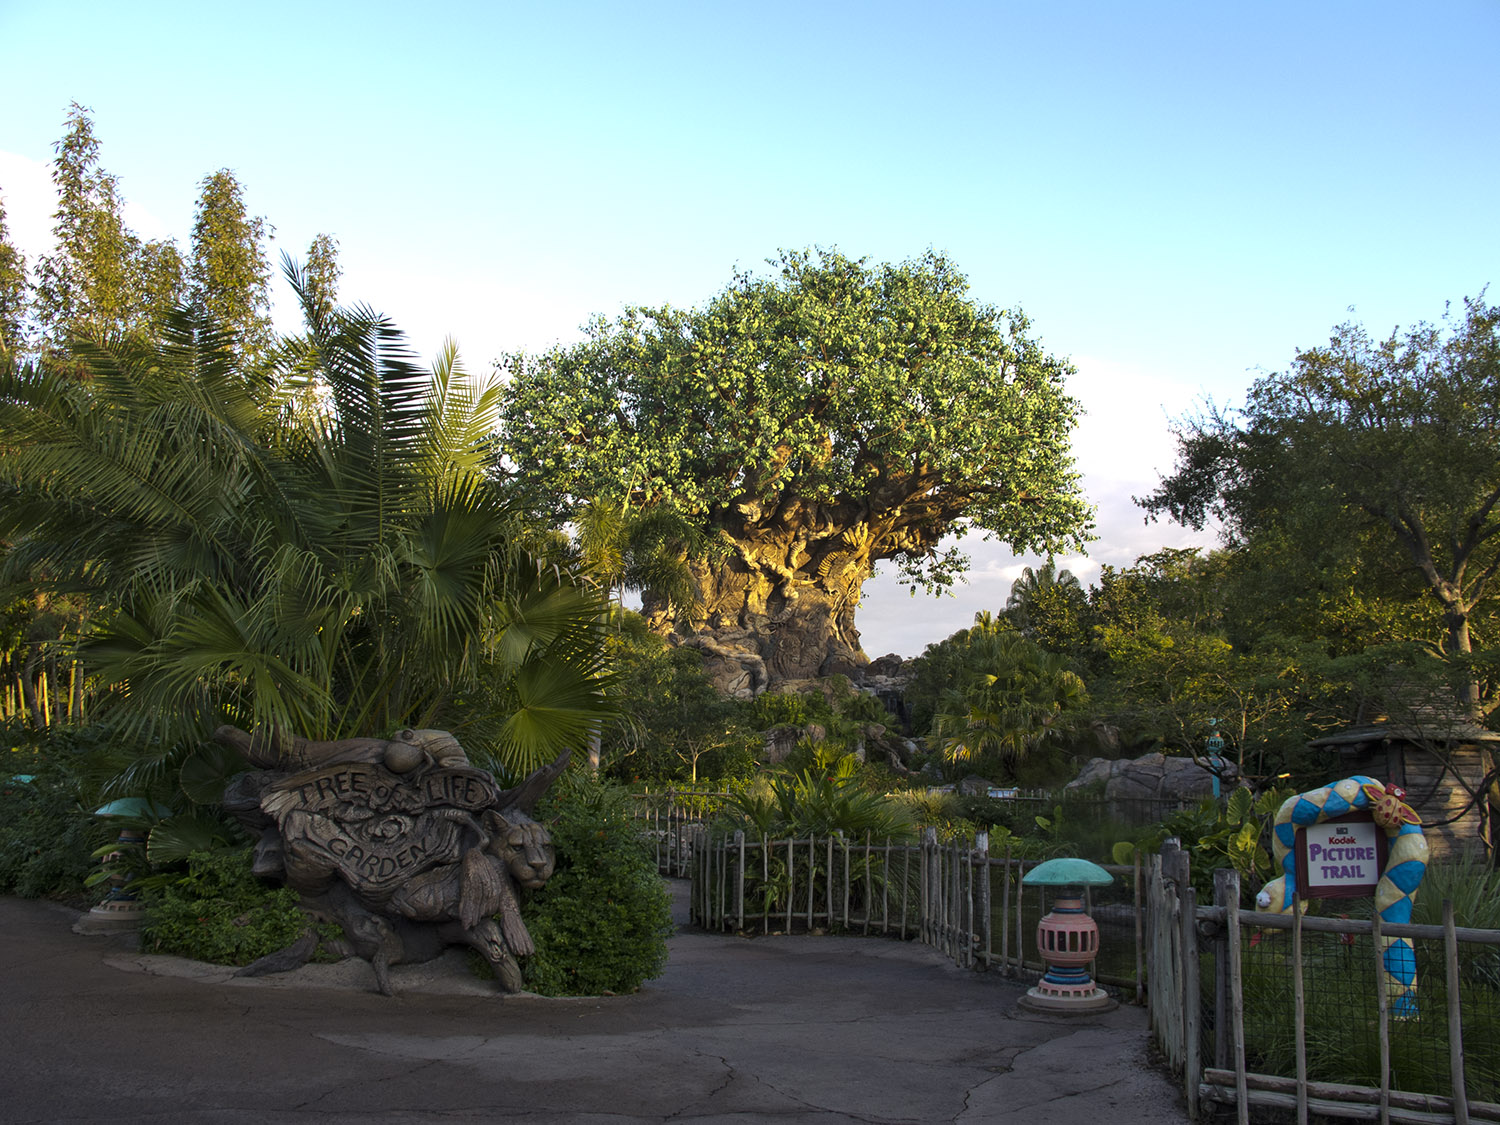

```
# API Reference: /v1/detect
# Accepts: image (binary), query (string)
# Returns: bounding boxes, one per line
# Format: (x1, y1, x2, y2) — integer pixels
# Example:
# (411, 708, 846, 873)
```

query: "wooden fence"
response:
(1149, 839, 1500, 1124)
(686, 826, 1148, 996)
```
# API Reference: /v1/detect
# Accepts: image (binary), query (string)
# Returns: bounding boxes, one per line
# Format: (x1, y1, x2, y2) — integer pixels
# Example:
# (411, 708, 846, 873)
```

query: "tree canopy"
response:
(500, 248, 1091, 681)
(1141, 296, 1500, 715)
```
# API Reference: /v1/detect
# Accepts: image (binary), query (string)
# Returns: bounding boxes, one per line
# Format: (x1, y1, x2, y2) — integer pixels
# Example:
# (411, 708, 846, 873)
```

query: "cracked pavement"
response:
(0, 885, 1188, 1123)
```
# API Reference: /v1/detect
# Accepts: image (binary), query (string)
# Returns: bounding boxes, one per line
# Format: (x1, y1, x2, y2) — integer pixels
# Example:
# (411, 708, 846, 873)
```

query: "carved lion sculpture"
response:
(215, 725, 567, 995)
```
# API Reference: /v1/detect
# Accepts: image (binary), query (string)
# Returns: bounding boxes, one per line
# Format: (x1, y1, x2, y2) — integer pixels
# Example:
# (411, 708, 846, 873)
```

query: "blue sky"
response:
(3, 1, 1496, 657)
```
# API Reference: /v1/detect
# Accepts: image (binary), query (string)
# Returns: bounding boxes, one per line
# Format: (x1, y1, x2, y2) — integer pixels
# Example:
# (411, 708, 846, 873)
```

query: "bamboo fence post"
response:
(1135, 848, 1144, 1005)
(842, 834, 851, 929)
(1016, 859, 1025, 974)
(1292, 893, 1308, 1125)
(1001, 846, 1012, 974)
(863, 831, 871, 934)
(785, 837, 794, 933)
(976, 831, 990, 969)
(901, 839, 911, 940)
(825, 834, 835, 930)
(735, 830, 745, 932)
(1223, 870, 1248, 1125)
(1445, 898, 1470, 1125)
(720, 833, 729, 929)
(1373, 908, 1391, 1125)
(1182, 879, 1201, 1121)
(921, 828, 935, 945)
(879, 836, 889, 935)
(1213, 869, 1233, 1071)
(806, 835, 816, 930)
(950, 837, 961, 962)
(763, 835, 771, 934)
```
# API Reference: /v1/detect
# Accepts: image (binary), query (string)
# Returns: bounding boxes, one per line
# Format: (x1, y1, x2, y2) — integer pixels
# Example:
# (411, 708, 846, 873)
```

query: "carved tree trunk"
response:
(643, 505, 880, 687)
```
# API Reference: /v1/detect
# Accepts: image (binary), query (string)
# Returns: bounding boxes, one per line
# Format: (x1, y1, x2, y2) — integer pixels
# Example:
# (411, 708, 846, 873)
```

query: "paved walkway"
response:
(0, 883, 1189, 1124)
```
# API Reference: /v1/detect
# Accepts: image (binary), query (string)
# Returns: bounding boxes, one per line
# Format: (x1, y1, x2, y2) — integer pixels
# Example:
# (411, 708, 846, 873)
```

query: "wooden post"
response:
(1213, 869, 1234, 1071)
(976, 831, 991, 969)
(1016, 859, 1025, 975)
(1372, 908, 1390, 1125)
(901, 839, 911, 941)
(1001, 845, 1012, 974)
(734, 830, 745, 932)
(763, 834, 771, 935)
(1224, 869, 1248, 1125)
(785, 837, 794, 933)
(1134, 848, 1145, 1005)
(1182, 878, 1201, 1121)
(1293, 893, 1307, 1125)
(842, 834, 851, 930)
(828, 840, 840, 936)
(1445, 898, 1470, 1125)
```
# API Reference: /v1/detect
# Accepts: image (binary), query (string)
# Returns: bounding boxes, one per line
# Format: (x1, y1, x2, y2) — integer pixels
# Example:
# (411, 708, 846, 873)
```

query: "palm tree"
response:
(1005, 559, 1082, 633)
(932, 626, 1087, 775)
(0, 264, 614, 792)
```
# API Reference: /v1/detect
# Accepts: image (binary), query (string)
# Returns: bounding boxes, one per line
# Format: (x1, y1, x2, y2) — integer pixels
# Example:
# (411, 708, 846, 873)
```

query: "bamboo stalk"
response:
(1445, 899, 1469, 1125)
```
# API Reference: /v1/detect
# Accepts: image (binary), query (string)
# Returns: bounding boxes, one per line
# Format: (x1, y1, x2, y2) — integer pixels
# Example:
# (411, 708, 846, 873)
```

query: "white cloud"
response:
(0, 150, 57, 262)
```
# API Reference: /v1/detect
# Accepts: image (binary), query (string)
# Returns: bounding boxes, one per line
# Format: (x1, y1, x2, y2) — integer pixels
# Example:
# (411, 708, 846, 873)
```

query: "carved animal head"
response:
(485, 811, 556, 890)
(1362, 782, 1421, 830)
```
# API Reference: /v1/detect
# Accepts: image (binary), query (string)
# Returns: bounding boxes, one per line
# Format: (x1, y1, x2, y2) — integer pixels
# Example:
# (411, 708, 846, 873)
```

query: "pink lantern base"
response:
(1018, 893, 1118, 1014)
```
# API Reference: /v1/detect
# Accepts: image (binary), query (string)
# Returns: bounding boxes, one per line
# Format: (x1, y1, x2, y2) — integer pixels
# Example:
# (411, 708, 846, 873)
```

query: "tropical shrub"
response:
(520, 778, 673, 996)
(0, 727, 108, 898)
(138, 847, 327, 966)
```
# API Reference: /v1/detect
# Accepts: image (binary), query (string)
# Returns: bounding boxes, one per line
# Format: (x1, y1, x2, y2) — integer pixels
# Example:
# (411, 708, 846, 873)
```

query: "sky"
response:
(2, 1, 1496, 659)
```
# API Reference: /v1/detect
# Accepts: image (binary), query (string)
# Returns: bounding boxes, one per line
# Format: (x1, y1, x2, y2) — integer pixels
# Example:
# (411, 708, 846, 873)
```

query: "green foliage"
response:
(32, 103, 184, 351)
(909, 614, 1087, 781)
(1236, 931, 1500, 1101)
(520, 779, 672, 996)
(1142, 296, 1500, 714)
(189, 170, 273, 360)
(138, 847, 323, 966)
(599, 616, 758, 783)
(1, 264, 615, 781)
(500, 247, 1091, 599)
(0, 196, 28, 356)
(0, 726, 110, 898)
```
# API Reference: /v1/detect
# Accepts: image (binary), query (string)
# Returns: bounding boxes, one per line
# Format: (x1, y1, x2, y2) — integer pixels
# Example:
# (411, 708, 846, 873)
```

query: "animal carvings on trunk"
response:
(215, 725, 566, 995)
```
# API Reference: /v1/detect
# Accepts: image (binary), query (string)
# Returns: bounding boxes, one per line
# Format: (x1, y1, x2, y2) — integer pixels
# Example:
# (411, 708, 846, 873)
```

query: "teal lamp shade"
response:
(93, 797, 174, 818)
(1022, 857, 1114, 887)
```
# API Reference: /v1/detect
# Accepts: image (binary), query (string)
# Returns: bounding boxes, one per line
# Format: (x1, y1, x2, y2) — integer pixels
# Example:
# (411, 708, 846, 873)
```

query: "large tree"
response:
(0, 265, 614, 783)
(189, 170, 273, 359)
(32, 103, 183, 350)
(0, 195, 27, 357)
(1141, 296, 1500, 716)
(500, 249, 1091, 683)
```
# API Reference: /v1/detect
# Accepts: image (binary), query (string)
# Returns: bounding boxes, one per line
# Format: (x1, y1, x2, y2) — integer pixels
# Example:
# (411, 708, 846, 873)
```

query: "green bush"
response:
(139, 848, 313, 966)
(0, 726, 110, 899)
(521, 779, 672, 996)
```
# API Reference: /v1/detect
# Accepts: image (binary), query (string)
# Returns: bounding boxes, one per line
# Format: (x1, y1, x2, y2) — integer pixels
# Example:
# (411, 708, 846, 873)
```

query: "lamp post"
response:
(72, 797, 172, 936)
(1018, 856, 1117, 1013)
(1205, 719, 1227, 800)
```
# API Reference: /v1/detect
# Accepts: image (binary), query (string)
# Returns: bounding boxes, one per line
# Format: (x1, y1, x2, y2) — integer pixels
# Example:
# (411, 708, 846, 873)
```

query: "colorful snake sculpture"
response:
(1254, 776, 1427, 1018)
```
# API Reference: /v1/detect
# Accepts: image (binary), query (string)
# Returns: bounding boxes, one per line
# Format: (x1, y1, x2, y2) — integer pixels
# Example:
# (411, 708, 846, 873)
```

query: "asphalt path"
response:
(0, 883, 1189, 1124)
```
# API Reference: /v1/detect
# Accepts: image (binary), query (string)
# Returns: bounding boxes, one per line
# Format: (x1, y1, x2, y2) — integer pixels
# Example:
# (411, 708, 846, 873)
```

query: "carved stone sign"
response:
(216, 725, 566, 995)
